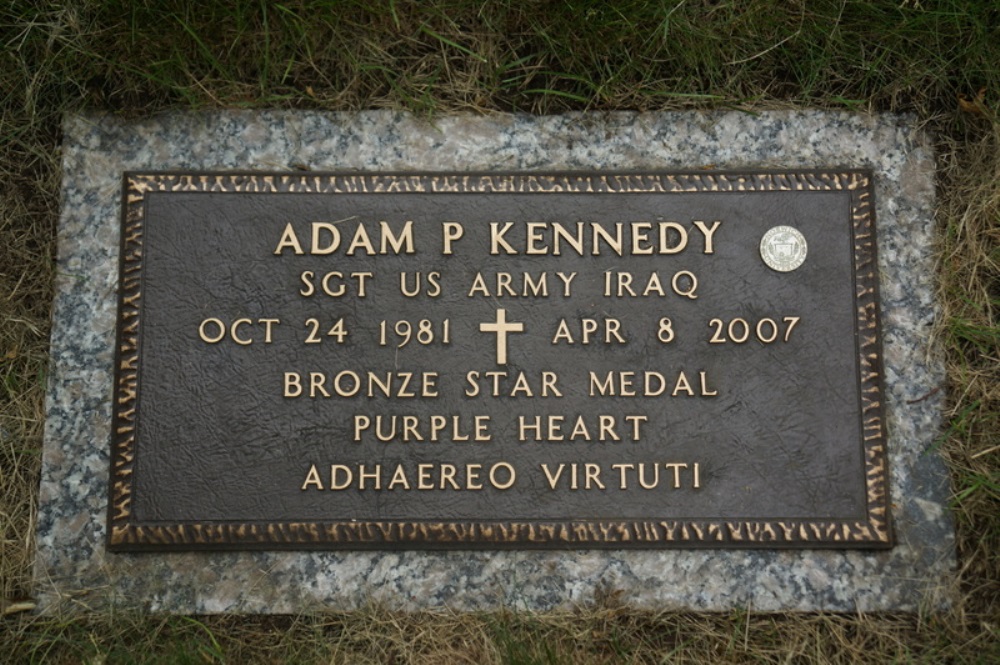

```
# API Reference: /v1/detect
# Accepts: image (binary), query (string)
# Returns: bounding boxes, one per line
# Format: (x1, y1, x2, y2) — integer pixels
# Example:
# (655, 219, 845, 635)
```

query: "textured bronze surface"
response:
(108, 171, 890, 551)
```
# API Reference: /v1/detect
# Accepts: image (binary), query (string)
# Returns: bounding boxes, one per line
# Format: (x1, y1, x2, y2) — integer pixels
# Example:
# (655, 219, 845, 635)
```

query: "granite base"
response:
(37, 110, 954, 613)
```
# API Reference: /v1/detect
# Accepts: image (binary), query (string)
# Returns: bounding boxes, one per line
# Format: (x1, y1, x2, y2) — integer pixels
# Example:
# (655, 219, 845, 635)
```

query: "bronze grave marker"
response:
(108, 170, 890, 550)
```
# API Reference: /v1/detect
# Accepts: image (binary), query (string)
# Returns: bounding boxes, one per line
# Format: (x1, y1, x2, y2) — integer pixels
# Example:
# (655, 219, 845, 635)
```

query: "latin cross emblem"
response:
(479, 308, 525, 365)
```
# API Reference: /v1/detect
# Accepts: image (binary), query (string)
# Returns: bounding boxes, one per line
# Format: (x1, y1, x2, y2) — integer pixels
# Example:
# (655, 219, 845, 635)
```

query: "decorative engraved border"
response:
(109, 170, 891, 551)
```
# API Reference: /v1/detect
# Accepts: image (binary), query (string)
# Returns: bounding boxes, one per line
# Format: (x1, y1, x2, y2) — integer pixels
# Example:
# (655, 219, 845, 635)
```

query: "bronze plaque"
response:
(108, 171, 891, 551)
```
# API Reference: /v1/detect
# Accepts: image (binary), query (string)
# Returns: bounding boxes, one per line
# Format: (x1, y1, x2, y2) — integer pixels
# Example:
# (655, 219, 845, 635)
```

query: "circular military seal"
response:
(760, 226, 808, 272)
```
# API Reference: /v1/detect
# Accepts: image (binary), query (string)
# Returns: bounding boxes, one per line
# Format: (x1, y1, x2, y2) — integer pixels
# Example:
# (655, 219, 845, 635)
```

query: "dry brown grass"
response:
(0, 125, 56, 613)
(3, 604, 994, 663)
(936, 116, 1000, 626)
(1, 1, 999, 662)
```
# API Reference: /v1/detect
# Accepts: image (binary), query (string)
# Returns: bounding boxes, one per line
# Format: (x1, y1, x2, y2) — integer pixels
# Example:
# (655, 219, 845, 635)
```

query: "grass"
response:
(4, 609, 993, 663)
(2, 0, 999, 661)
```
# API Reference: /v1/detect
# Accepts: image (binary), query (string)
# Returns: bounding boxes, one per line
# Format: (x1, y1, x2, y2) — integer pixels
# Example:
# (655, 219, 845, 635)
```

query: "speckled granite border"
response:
(37, 111, 954, 613)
